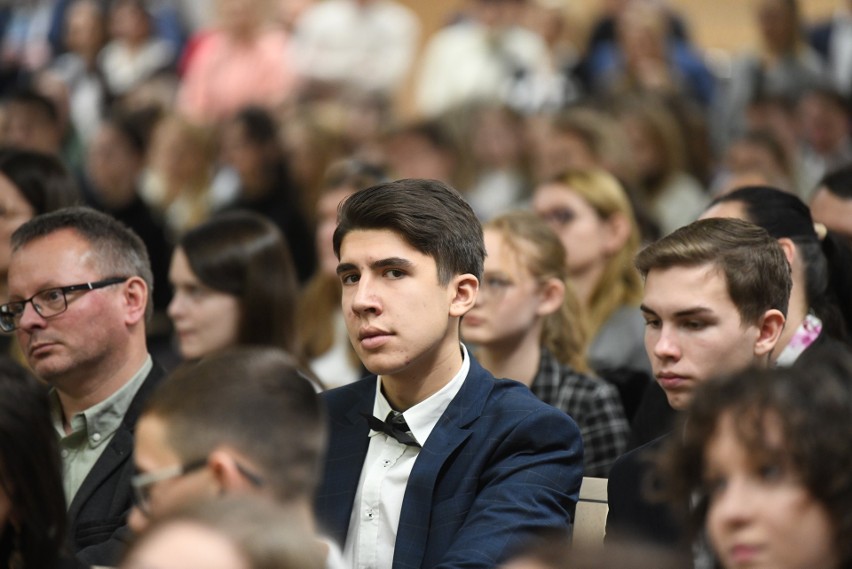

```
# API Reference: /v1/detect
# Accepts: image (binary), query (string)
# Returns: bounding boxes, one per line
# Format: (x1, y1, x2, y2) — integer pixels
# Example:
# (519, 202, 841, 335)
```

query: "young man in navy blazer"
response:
(315, 178, 584, 569)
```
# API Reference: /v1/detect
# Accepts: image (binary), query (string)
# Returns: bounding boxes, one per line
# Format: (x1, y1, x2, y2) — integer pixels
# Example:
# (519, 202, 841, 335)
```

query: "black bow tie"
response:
(362, 411, 421, 448)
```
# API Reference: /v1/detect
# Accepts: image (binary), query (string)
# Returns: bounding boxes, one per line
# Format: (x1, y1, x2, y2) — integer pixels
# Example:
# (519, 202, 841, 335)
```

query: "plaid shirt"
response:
(531, 349, 630, 477)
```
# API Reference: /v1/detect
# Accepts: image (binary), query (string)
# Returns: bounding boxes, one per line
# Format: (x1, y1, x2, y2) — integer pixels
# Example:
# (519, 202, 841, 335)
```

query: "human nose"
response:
(651, 325, 681, 361)
(17, 300, 46, 332)
(349, 276, 381, 316)
(709, 477, 753, 532)
(167, 291, 185, 320)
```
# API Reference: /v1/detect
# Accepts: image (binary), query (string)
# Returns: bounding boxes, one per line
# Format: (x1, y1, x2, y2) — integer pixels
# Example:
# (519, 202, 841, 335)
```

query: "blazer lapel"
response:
(393, 360, 494, 569)
(67, 427, 132, 521)
(66, 363, 165, 522)
(317, 383, 373, 544)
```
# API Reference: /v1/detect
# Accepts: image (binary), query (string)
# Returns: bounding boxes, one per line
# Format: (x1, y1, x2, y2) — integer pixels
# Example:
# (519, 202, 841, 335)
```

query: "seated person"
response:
(128, 347, 338, 566)
(607, 218, 790, 553)
(658, 350, 852, 569)
(462, 210, 629, 477)
(315, 178, 584, 568)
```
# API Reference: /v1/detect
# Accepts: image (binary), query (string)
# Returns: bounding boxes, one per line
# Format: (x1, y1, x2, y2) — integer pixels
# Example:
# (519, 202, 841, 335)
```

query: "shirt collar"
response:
(50, 356, 153, 448)
(372, 344, 470, 446)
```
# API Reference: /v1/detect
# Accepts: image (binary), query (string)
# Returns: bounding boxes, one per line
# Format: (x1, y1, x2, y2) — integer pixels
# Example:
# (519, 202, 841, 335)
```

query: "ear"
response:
(448, 273, 479, 317)
(602, 212, 631, 255)
(753, 309, 786, 359)
(123, 276, 148, 326)
(207, 449, 257, 496)
(776, 237, 796, 266)
(536, 277, 565, 317)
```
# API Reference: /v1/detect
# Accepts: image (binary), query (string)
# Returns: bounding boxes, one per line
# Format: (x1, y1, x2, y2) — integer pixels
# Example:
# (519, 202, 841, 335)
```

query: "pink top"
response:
(177, 28, 299, 124)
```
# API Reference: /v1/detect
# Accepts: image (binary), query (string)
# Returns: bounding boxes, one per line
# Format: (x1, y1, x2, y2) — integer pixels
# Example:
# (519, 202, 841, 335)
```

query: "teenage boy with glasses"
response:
(127, 347, 343, 568)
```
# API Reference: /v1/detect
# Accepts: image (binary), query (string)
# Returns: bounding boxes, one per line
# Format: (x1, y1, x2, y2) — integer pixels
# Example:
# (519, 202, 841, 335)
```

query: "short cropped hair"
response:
(142, 347, 327, 503)
(635, 217, 791, 325)
(11, 206, 154, 321)
(659, 351, 852, 566)
(332, 178, 485, 283)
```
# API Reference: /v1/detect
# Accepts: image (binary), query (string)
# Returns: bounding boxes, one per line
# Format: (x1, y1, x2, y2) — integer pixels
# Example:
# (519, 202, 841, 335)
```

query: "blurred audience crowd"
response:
(2, 0, 851, 369)
(2, 0, 852, 567)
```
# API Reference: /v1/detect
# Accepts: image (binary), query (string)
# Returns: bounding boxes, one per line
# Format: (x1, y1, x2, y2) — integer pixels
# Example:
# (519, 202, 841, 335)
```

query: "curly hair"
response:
(658, 351, 852, 567)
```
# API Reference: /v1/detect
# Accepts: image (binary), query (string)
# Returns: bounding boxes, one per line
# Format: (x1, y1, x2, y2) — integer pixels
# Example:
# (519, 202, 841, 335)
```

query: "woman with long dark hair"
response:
(167, 211, 300, 361)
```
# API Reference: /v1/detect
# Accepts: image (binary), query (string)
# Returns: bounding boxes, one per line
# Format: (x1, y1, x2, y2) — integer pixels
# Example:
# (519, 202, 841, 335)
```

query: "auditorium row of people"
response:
(1, 176, 851, 569)
(4, 0, 852, 250)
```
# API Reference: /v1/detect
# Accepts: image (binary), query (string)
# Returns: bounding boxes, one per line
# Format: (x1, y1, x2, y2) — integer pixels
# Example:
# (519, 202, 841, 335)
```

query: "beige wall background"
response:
(397, 0, 839, 52)
(393, 0, 841, 116)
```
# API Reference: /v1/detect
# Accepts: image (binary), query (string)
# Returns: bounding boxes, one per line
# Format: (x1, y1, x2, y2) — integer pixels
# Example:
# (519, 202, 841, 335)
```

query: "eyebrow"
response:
(640, 305, 716, 318)
(336, 257, 415, 275)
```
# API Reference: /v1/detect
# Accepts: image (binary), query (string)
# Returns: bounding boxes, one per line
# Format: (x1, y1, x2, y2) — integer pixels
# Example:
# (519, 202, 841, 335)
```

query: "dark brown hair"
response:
(659, 351, 852, 567)
(333, 178, 485, 283)
(0, 358, 67, 568)
(178, 211, 299, 355)
(635, 217, 791, 324)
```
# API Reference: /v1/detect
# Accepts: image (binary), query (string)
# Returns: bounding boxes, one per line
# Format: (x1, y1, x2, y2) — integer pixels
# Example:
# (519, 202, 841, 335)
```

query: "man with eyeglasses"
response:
(4, 206, 164, 567)
(126, 347, 344, 568)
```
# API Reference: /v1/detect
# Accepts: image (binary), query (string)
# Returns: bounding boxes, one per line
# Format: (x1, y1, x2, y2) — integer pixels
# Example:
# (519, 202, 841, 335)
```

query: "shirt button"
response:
(383, 459, 391, 467)
(91, 433, 102, 442)
(364, 509, 374, 520)
(61, 450, 69, 458)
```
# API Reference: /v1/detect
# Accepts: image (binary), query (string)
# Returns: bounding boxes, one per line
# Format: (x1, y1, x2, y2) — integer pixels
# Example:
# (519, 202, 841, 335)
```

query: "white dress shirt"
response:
(343, 345, 470, 569)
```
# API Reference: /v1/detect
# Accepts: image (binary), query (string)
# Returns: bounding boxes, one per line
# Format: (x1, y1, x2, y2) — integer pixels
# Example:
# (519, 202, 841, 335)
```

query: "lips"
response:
(727, 543, 762, 566)
(656, 372, 689, 390)
(358, 327, 392, 350)
(29, 340, 58, 357)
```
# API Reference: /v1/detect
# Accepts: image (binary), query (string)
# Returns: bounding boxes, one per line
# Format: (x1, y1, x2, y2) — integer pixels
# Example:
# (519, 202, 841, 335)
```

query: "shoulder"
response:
(463, 357, 580, 432)
(480, 377, 582, 441)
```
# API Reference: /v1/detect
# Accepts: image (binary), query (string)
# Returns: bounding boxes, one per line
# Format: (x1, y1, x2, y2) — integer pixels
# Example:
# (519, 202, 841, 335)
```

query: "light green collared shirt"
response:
(50, 356, 153, 507)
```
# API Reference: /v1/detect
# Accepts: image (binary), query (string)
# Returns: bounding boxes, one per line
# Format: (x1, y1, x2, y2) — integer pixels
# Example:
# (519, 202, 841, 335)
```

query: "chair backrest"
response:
(573, 476, 609, 547)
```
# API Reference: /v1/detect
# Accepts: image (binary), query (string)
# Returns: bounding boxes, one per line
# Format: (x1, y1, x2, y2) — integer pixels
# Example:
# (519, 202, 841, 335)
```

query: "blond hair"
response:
(551, 169, 643, 336)
(486, 211, 590, 373)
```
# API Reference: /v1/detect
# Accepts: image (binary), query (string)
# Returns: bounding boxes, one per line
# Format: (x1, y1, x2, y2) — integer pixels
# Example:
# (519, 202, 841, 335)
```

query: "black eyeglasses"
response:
(131, 458, 265, 516)
(0, 277, 129, 333)
(131, 459, 208, 515)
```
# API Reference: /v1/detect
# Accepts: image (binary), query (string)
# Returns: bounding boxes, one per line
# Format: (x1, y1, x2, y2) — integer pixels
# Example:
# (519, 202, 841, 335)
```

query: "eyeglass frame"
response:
(131, 458, 265, 516)
(0, 276, 130, 333)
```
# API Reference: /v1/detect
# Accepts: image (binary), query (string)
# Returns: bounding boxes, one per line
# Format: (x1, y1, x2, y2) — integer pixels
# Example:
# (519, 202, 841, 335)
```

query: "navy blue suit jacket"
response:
(315, 356, 584, 569)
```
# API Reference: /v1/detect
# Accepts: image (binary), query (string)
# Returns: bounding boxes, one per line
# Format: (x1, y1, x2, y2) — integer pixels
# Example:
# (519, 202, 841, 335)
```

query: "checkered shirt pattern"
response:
(531, 349, 630, 477)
